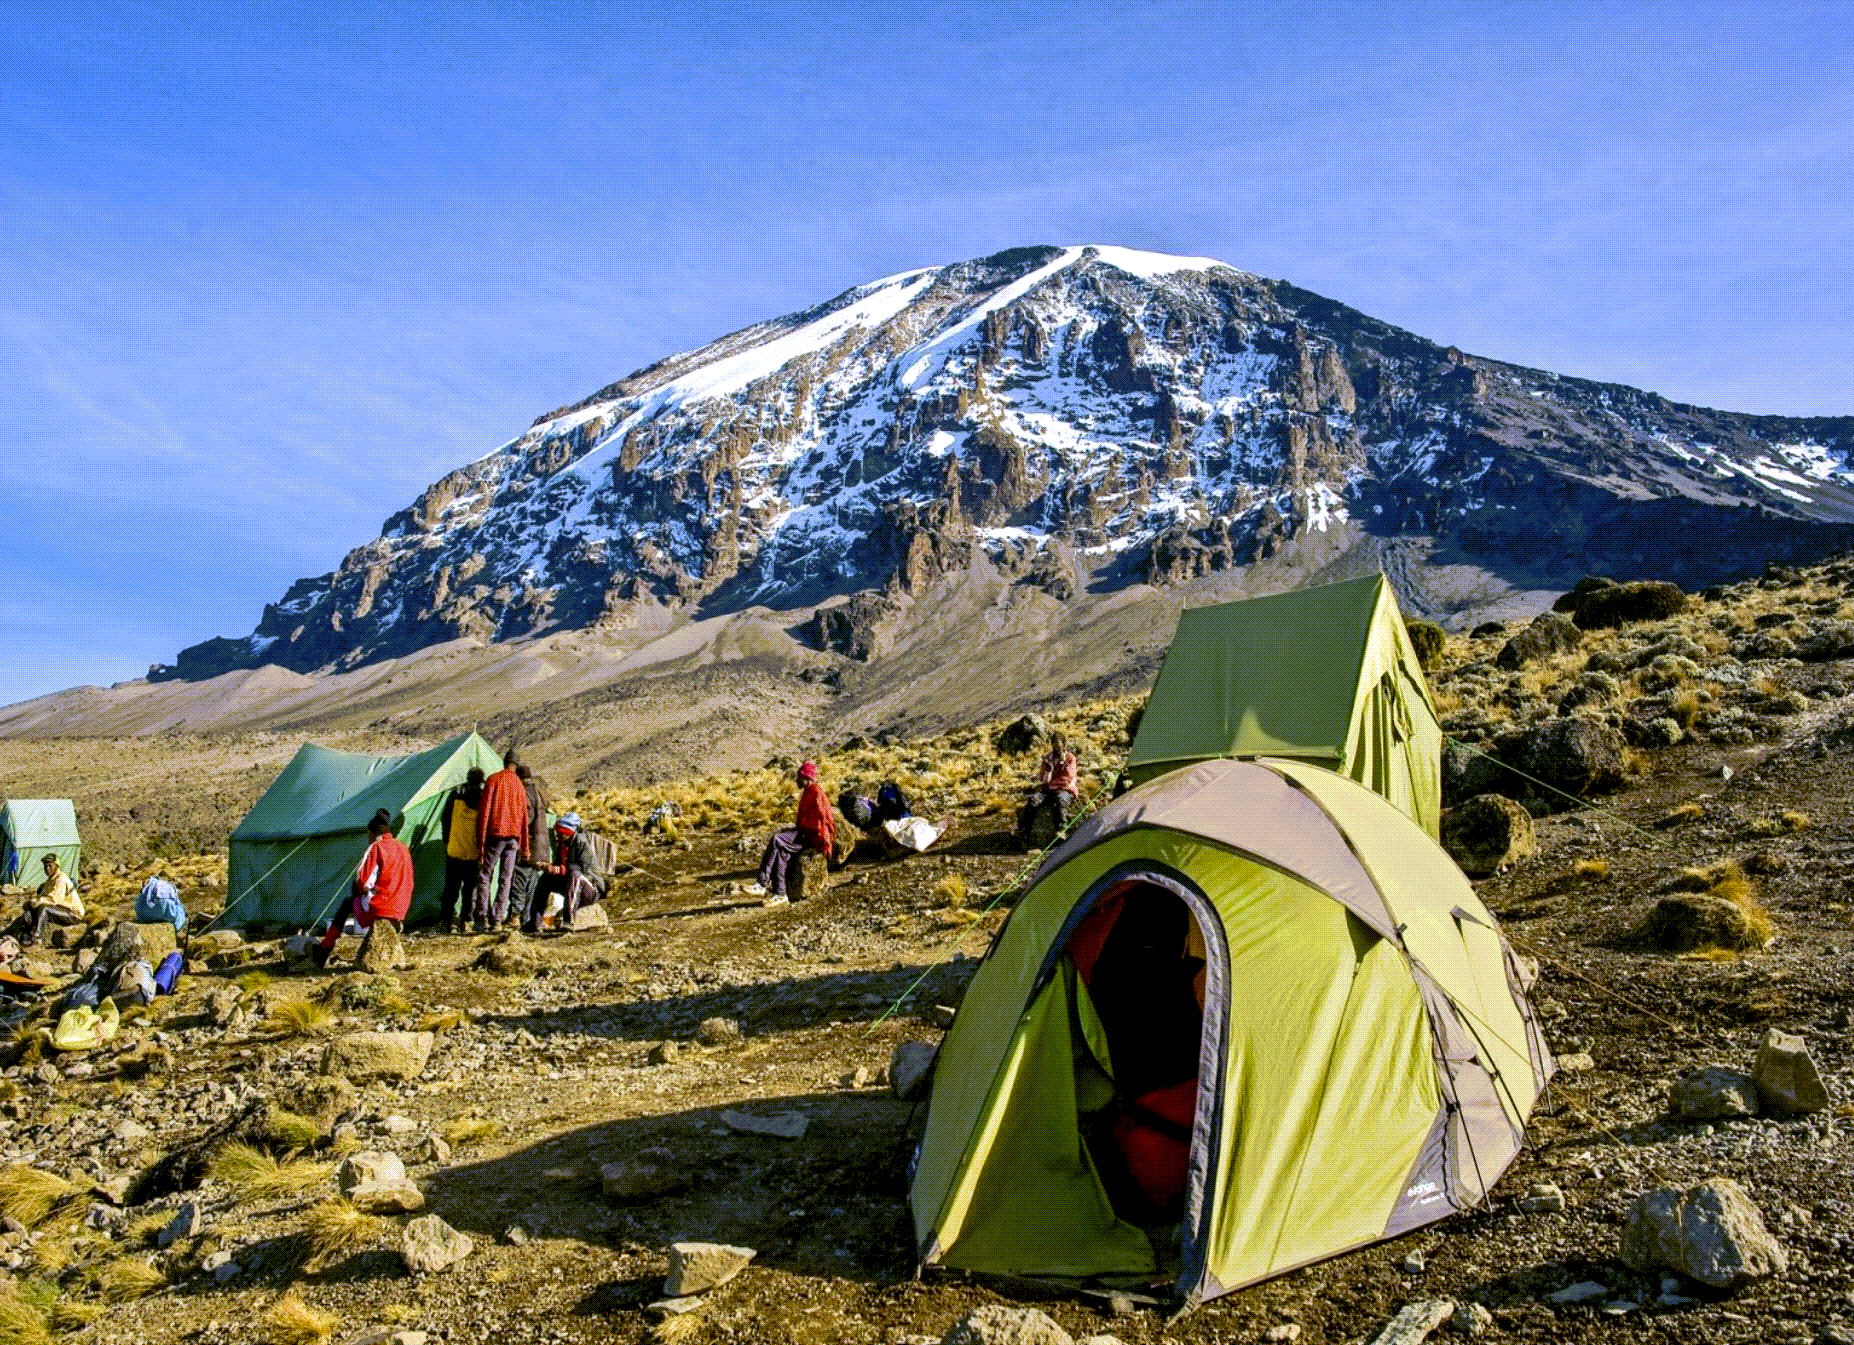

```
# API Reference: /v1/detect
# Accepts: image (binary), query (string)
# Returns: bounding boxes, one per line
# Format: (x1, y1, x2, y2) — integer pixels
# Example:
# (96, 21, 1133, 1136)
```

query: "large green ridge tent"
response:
(1, 800, 81, 890)
(910, 758, 1552, 1305)
(1124, 573, 1443, 835)
(228, 732, 503, 928)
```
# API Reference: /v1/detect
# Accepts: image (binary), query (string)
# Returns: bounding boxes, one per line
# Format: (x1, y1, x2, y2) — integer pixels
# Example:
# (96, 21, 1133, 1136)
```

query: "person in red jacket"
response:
(757, 760, 835, 900)
(474, 750, 530, 931)
(312, 809, 414, 968)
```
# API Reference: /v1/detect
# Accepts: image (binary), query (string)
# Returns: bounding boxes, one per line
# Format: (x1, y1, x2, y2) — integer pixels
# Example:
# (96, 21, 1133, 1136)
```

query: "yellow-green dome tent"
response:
(1124, 574, 1442, 836)
(910, 759, 1550, 1305)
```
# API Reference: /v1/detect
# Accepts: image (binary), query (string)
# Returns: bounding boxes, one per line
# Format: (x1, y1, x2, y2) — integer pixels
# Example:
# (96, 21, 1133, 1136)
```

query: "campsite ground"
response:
(0, 570, 1852, 1344)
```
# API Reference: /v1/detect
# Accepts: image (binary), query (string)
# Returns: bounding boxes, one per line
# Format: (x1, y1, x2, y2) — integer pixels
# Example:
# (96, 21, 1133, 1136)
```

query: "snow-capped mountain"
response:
(162, 244, 1854, 679)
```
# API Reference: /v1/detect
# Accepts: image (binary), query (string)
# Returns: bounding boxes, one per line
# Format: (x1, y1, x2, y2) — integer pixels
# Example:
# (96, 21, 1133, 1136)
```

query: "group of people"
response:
(306, 749, 609, 968)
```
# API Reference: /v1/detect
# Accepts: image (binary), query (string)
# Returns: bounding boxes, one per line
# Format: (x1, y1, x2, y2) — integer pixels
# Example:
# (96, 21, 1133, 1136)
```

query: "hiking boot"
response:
(308, 943, 332, 969)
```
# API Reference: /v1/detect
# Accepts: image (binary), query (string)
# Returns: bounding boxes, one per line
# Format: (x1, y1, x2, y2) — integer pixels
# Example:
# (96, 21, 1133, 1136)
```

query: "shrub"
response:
(1406, 619, 1446, 670)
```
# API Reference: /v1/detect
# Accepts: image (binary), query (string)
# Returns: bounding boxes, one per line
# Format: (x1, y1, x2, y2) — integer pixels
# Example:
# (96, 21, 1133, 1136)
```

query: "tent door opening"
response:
(1061, 876, 1215, 1236)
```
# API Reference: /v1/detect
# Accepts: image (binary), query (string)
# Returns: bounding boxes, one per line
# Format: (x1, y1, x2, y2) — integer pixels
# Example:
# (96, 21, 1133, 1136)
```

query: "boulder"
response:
(1563, 580, 1688, 629)
(338, 1150, 407, 1193)
(1619, 1176, 1787, 1290)
(696, 1017, 743, 1047)
(941, 1305, 1074, 1345)
(1641, 894, 1762, 952)
(97, 921, 178, 971)
(357, 920, 408, 973)
(1494, 612, 1582, 670)
(790, 847, 831, 902)
(891, 1041, 938, 1101)
(320, 1030, 435, 1084)
(1440, 740, 1508, 806)
(401, 1214, 474, 1275)
(599, 1148, 688, 1202)
(1440, 795, 1536, 877)
(204, 985, 243, 1028)
(348, 1178, 426, 1214)
(283, 1076, 358, 1130)
(993, 714, 1050, 755)
(473, 933, 540, 977)
(1496, 717, 1628, 801)
(664, 1241, 756, 1296)
(1751, 1029, 1831, 1114)
(1668, 1066, 1758, 1121)
(157, 1200, 203, 1248)
(568, 903, 610, 931)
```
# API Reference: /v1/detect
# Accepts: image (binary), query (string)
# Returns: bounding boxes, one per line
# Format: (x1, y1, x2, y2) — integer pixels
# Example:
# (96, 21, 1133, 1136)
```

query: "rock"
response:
(196, 929, 244, 952)
(1669, 1066, 1759, 1120)
(1517, 1182, 1566, 1213)
(474, 932, 540, 977)
(204, 985, 243, 1027)
(720, 1109, 808, 1140)
(1401, 1250, 1426, 1273)
(696, 1017, 743, 1047)
(1619, 1176, 1788, 1290)
(599, 1149, 688, 1202)
(993, 714, 1051, 755)
(1447, 1304, 1492, 1336)
(321, 1030, 435, 1083)
(646, 1296, 706, 1318)
(1495, 612, 1582, 670)
(568, 903, 610, 931)
(664, 1241, 756, 1296)
(929, 1004, 957, 1029)
(349, 1178, 426, 1214)
(1440, 740, 1509, 806)
(1563, 580, 1689, 629)
(1641, 894, 1763, 952)
(841, 1066, 872, 1088)
(338, 1150, 408, 1193)
(647, 1040, 684, 1066)
(416, 1135, 452, 1165)
(381, 1114, 418, 1135)
(1752, 1029, 1832, 1114)
(1263, 1328, 1302, 1344)
(157, 1200, 202, 1248)
(1496, 716, 1628, 800)
(791, 847, 831, 901)
(1364, 1301, 1455, 1345)
(891, 1041, 938, 1101)
(1546, 1281, 1608, 1304)
(97, 921, 178, 971)
(400, 1214, 474, 1275)
(285, 1076, 358, 1129)
(357, 920, 408, 973)
(1555, 1051, 1594, 1073)
(503, 1225, 528, 1245)
(1440, 795, 1536, 877)
(941, 1304, 1074, 1345)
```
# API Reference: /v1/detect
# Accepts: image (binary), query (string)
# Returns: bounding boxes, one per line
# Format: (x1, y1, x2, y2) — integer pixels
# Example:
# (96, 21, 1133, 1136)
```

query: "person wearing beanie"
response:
(313, 808, 413, 968)
(756, 760, 836, 901)
(524, 810, 607, 933)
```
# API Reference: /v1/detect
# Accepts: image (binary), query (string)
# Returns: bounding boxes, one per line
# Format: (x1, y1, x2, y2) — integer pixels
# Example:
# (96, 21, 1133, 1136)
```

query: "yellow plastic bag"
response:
(49, 999, 120, 1052)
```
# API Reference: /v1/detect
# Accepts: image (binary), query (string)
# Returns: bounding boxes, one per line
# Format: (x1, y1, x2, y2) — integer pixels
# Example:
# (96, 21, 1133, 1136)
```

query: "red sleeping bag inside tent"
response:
(1113, 1078, 1198, 1210)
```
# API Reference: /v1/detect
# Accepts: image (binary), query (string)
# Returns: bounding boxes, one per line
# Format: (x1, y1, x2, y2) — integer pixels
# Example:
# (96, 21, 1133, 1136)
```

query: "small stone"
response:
(416, 1134, 451, 1165)
(1517, 1182, 1566, 1214)
(720, 1109, 808, 1140)
(381, 1114, 418, 1135)
(891, 1041, 938, 1101)
(599, 1149, 688, 1202)
(1365, 1300, 1455, 1345)
(1448, 1303, 1493, 1336)
(665, 1241, 755, 1296)
(1753, 1029, 1832, 1114)
(1264, 1326, 1302, 1343)
(400, 1214, 474, 1275)
(841, 1066, 871, 1089)
(503, 1225, 528, 1246)
(646, 1296, 706, 1318)
(696, 1017, 743, 1047)
(348, 1178, 426, 1214)
(157, 1200, 203, 1248)
(568, 903, 611, 931)
(940, 1304, 1074, 1345)
(1556, 1052, 1594, 1073)
(647, 1041, 684, 1066)
(929, 1004, 957, 1028)
(390, 1333, 428, 1345)
(1670, 1066, 1759, 1121)
(338, 1150, 407, 1194)
(1401, 1250, 1426, 1274)
(1547, 1281, 1608, 1304)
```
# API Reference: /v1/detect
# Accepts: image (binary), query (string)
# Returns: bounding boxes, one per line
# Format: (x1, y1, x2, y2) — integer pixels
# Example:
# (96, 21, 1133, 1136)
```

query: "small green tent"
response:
(1124, 573, 1443, 835)
(1, 800, 81, 891)
(910, 758, 1551, 1305)
(227, 732, 504, 929)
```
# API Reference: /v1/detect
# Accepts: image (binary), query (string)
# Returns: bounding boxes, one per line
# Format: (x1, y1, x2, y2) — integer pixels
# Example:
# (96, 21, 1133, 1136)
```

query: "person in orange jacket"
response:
(312, 809, 413, 968)
(757, 761, 835, 900)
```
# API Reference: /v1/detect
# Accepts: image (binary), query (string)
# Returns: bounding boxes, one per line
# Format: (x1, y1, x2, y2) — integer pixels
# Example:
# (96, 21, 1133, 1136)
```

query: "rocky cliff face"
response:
(158, 244, 1854, 680)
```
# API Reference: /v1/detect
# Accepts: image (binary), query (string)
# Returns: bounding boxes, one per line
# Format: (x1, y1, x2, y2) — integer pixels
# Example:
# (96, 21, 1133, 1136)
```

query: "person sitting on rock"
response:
(524, 811, 607, 933)
(758, 761, 836, 900)
(312, 808, 413, 969)
(22, 854, 84, 946)
(1017, 732, 1079, 847)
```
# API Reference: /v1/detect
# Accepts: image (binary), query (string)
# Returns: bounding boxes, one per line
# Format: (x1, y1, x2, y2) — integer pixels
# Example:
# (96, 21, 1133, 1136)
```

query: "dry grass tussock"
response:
(1657, 801, 1705, 828)
(1748, 810, 1811, 837)
(302, 1198, 388, 1267)
(929, 873, 968, 909)
(440, 1117, 499, 1147)
(262, 1292, 340, 1345)
(259, 1107, 324, 1154)
(650, 1312, 705, 1345)
(1571, 858, 1611, 880)
(1680, 861, 1776, 951)
(97, 1256, 164, 1303)
(0, 1166, 76, 1229)
(264, 999, 335, 1037)
(0, 1289, 52, 1345)
(209, 1143, 332, 1204)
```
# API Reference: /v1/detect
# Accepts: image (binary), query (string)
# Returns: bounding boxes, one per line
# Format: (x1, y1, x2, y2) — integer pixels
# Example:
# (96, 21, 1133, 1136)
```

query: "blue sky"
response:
(2, 1, 1849, 708)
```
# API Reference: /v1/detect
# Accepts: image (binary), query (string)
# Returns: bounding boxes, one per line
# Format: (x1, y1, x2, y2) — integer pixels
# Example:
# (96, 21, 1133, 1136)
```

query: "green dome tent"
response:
(910, 758, 1551, 1305)
(1124, 573, 1443, 836)
(1, 799, 81, 890)
(227, 732, 504, 929)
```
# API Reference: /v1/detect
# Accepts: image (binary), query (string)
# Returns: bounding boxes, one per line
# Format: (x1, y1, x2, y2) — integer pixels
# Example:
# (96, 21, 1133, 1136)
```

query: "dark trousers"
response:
(475, 836, 521, 925)
(758, 829, 807, 897)
(526, 870, 600, 932)
(26, 905, 80, 944)
(441, 856, 476, 928)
